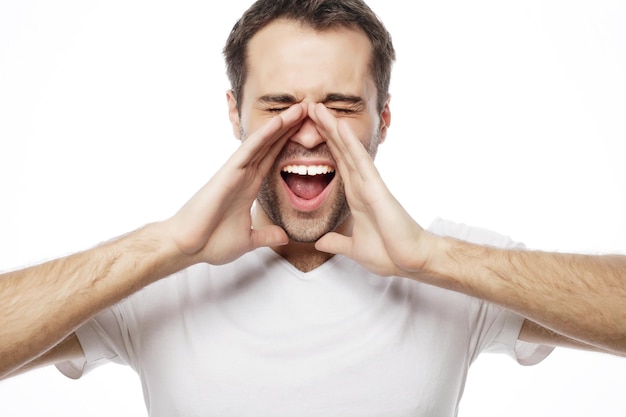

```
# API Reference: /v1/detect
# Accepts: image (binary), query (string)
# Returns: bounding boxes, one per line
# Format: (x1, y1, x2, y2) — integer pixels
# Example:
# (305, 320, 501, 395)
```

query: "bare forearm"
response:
(424, 236, 626, 353)
(0, 106, 306, 379)
(0, 222, 189, 378)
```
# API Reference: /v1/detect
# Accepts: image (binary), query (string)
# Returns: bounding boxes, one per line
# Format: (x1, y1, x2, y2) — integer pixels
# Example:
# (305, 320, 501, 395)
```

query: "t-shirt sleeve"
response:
(56, 304, 133, 379)
(479, 303, 555, 366)
(56, 269, 188, 380)
(427, 217, 554, 366)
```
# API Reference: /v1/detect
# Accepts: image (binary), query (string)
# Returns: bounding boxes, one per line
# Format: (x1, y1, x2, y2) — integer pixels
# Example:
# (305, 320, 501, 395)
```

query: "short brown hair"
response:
(223, 0, 395, 113)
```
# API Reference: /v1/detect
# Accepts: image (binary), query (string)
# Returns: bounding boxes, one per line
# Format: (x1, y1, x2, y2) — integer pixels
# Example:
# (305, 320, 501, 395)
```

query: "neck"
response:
(272, 241, 334, 273)
(251, 202, 352, 273)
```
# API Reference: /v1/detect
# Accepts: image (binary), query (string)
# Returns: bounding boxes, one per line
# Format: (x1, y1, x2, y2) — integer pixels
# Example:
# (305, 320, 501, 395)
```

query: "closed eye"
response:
(322, 94, 364, 115)
(259, 94, 298, 114)
(328, 107, 357, 115)
(267, 107, 291, 113)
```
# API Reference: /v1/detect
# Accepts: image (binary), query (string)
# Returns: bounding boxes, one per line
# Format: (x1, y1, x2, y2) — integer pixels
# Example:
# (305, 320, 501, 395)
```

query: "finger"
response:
(251, 225, 289, 249)
(315, 232, 352, 256)
(307, 105, 359, 192)
(235, 103, 307, 166)
(307, 103, 345, 157)
(256, 119, 303, 174)
(309, 103, 370, 176)
(310, 103, 385, 201)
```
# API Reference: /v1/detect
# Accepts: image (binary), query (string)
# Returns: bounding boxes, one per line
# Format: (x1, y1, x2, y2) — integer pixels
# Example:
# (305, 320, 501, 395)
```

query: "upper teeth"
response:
(282, 165, 335, 176)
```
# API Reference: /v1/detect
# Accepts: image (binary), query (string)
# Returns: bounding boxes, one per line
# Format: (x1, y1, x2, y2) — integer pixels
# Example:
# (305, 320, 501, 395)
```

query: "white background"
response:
(1, 0, 625, 416)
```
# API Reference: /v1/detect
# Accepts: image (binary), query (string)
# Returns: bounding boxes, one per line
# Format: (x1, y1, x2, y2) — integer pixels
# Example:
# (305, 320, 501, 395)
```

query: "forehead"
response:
(243, 20, 375, 102)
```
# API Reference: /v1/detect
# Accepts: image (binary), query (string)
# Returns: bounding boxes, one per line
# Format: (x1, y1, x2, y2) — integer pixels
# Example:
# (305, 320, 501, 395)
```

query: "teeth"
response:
(282, 165, 335, 176)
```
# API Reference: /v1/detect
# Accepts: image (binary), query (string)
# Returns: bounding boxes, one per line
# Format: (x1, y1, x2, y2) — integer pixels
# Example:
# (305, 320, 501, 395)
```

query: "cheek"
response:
(344, 120, 380, 155)
(240, 113, 278, 140)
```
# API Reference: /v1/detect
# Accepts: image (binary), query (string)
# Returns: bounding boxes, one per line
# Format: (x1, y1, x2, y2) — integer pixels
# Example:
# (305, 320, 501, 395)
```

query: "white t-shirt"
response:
(59, 218, 552, 417)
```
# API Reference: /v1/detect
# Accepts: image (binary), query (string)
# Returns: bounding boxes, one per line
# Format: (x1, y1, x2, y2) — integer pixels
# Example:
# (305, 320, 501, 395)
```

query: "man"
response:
(1, 0, 624, 416)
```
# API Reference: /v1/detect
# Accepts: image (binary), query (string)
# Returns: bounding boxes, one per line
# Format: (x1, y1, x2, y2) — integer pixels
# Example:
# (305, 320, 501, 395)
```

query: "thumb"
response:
(315, 232, 351, 256)
(251, 225, 289, 249)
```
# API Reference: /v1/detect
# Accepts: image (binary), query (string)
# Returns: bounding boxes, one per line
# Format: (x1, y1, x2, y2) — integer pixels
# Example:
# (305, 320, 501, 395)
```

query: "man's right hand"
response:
(1, 104, 307, 378)
(166, 103, 307, 266)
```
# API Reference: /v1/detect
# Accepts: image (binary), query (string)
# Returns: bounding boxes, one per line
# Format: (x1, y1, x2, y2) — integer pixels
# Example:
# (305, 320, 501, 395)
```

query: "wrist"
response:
(406, 233, 483, 294)
(112, 221, 197, 287)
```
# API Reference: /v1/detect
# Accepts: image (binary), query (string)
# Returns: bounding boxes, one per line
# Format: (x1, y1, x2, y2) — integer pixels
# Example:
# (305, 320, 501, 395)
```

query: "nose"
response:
(289, 116, 325, 149)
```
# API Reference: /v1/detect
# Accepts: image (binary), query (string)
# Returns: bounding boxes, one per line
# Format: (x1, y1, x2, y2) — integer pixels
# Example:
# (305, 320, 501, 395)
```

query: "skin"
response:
(0, 101, 309, 378)
(228, 20, 390, 271)
(1, 18, 625, 383)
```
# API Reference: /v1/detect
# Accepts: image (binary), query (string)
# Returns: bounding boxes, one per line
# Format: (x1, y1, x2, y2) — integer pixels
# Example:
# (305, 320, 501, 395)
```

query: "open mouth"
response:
(280, 164, 336, 200)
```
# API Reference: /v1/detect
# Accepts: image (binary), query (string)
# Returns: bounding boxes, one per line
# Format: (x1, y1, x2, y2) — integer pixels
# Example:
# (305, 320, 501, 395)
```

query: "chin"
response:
(283, 223, 329, 243)
(257, 175, 351, 243)
(283, 205, 353, 243)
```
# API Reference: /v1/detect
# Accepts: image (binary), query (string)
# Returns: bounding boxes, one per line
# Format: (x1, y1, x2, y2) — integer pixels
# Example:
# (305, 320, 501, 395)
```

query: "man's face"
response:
(228, 19, 390, 243)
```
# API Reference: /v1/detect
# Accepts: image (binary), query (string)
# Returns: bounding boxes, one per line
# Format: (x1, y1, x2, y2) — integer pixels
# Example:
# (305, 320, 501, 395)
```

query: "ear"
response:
(378, 95, 391, 144)
(226, 89, 242, 139)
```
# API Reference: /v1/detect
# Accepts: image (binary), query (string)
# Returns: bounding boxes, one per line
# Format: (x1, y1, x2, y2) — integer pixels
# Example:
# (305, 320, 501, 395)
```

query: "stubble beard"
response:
(257, 173, 351, 243)
(243, 127, 380, 243)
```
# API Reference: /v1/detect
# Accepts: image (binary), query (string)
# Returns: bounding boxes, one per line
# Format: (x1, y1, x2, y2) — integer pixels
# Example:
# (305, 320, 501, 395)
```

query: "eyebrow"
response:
(321, 93, 364, 106)
(258, 94, 298, 105)
(257, 93, 365, 106)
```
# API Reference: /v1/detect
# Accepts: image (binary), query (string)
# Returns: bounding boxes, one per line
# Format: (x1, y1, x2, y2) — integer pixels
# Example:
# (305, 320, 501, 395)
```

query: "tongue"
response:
(285, 175, 328, 200)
